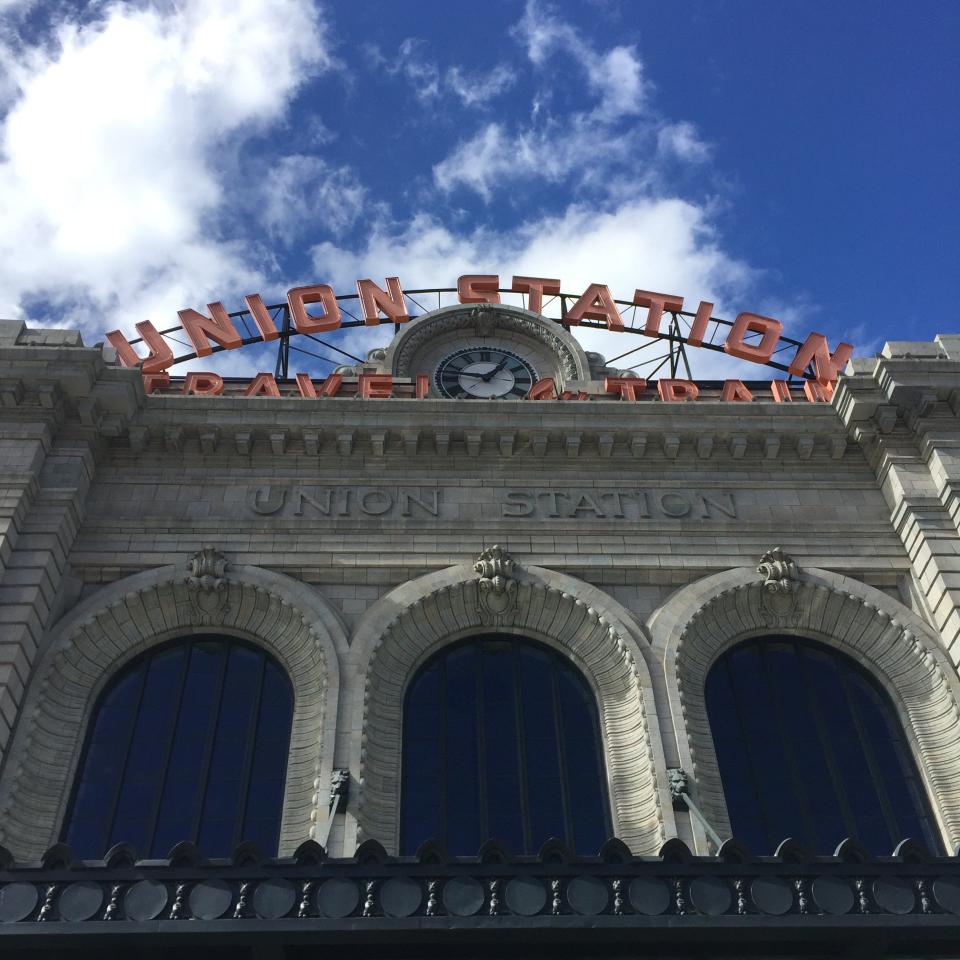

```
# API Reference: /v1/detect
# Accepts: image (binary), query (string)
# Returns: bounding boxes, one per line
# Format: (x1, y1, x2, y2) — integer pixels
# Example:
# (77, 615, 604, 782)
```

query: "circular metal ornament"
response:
(505, 876, 547, 916)
(934, 877, 960, 914)
(59, 881, 104, 922)
(0, 883, 39, 923)
(253, 878, 296, 919)
(871, 877, 915, 915)
(628, 877, 670, 915)
(566, 876, 608, 916)
(442, 877, 484, 917)
(316, 878, 359, 918)
(380, 877, 422, 918)
(689, 876, 731, 916)
(124, 880, 168, 921)
(750, 877, 793, 915)
(188, 879, 233, 920)
(811, 877, 855, 915)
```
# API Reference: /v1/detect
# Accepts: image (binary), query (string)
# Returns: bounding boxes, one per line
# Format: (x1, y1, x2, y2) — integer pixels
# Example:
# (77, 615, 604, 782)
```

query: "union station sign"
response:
(104, 273, 855, 403)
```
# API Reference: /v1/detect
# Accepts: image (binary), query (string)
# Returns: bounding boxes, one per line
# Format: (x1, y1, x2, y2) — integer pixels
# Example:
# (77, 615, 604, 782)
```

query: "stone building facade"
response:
(1, 307, 960, 954)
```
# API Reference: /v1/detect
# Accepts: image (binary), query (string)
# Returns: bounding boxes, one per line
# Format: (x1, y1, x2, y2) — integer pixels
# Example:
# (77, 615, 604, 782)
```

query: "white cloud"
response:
(310, 197, 769, 379)
(261, 155, 368, 239)
(446, 63, 515, 107)
(658, 121, 711, 162)
(512, 0, 647, 119)
(433, 1, 658, 201)
(0, 0, 332, 338)
(372, 37, 515, 108)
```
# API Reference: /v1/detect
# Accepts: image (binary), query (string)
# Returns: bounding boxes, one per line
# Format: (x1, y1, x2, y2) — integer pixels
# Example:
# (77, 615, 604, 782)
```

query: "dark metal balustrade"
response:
(1, 836, 960, 957)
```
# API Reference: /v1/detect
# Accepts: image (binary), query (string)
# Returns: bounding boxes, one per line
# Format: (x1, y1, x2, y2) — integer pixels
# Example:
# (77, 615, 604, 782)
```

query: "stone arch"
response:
(0, 559, 347, 860)
(349, 558, 674, 855)
(648, 564, 960, 853)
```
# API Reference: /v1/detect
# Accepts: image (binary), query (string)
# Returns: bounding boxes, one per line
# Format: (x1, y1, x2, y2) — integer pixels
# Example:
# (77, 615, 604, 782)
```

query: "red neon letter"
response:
(177, 302, 242, 358)
(416, 373, 430, 398)
(357, 276, 410, 325)
(458, 274, 500, 304)
(634, 290, 684, 336)
(287, 284, 342, 334)
(658, 379, 699, 402)
(770, 380, 793, 402)
(511, 275, 561, 313)
(686, 301, 714, 347)
(295, 373, 317, 398)
(244, 294, 280, 342)
(318, 373, 343, 397)
(720, 379, 753, 402)
(526, 378, 557, 400)
(183, 372, 224, 396)
(723, 312, 783, 363)
(142, 372, 170, 394)
(788, 332, 854, 384)
(604, 377, 647, 400)
(243, 373, 281, 397)
(358, 374, 393, 398)
(565, 284, 624, 331)
(106, 321, 174, 374)
(803, 380, 835, 403)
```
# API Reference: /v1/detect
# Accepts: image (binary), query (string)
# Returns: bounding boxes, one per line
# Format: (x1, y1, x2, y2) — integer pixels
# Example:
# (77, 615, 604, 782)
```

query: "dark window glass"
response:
(705, 636, 940, 854)
(63, 636, 293, 859)
(401, 635, 610, 855)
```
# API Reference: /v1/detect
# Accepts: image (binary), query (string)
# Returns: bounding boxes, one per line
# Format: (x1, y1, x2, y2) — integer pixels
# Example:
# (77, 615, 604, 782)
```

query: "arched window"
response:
(401, 635, 610, 855)
(63, 636, 293, 859)
(705, 636, 940, 854)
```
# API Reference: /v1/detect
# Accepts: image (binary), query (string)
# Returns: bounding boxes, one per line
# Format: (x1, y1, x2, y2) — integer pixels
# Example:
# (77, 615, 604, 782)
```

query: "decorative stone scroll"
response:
(649, 566, 960, 852)
(0, 563, 346, 861)
(350, 562, 673, 856)
(757, 548, 798, 593)
(185, 546, 230, 623)
(474, 545, 517, 621)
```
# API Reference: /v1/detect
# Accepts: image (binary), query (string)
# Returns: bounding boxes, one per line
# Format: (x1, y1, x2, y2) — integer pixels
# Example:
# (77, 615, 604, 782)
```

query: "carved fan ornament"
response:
(185, 545, 230, 623)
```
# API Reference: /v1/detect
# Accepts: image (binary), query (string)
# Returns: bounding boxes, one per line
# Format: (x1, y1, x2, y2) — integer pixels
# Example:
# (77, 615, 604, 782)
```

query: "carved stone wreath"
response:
(391, 307, 582, 380)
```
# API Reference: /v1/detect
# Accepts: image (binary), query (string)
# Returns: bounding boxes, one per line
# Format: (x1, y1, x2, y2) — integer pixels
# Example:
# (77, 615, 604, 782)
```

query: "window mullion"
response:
(438, 657, 448, 850)
(723, 657, 778, 853)
(233, 652, 268, 851)
(475, 641, 489, 846)
(759, 644, 819, 849)
(143, 645, 193, 857)
(101, 660, 151, 855)
(796, 650, 859, 843)
(551, 664, 575, 851)
(189, 641, 231, 845)
(840, 670, 900, 850)
(512, 641, 532, 854)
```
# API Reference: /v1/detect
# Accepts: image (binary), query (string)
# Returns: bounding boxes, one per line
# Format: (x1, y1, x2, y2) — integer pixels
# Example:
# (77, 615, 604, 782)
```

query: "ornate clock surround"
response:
(382, 304, 592, 390)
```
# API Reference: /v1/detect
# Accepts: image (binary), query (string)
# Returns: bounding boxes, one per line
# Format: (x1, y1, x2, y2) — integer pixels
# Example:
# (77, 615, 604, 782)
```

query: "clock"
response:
(434, 347, 538, 399)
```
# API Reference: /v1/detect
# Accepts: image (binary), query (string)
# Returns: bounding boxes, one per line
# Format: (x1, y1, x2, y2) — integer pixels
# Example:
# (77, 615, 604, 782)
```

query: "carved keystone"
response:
(474, 545, 518, 620)
(757, 547, 798, 594)
(186, 546, 230, 624)
(186, 546, 228, 593)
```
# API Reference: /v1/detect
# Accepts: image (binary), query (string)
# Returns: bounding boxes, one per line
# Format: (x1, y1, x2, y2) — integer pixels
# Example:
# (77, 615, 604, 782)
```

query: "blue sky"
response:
(0, 0, 956, 379)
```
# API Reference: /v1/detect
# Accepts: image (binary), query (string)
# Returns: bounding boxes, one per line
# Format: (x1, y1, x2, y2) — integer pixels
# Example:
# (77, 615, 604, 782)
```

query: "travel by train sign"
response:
(105, 274, 854, 402)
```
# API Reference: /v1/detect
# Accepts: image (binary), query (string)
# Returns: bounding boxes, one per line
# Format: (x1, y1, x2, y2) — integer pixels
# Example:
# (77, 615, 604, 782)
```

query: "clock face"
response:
(434, 347, 538, 399)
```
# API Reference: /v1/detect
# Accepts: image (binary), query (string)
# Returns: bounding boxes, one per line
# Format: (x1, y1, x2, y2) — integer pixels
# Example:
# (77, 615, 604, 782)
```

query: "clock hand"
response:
(481, 356, 510, 381)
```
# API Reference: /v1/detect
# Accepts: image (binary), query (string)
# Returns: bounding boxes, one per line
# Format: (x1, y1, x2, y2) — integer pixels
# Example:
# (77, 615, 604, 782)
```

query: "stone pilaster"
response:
(835, 335, 960, 664)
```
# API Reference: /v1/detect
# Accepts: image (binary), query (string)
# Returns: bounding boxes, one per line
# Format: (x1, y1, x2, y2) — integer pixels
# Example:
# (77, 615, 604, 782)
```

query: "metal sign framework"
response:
(123, 287, 818, 382)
